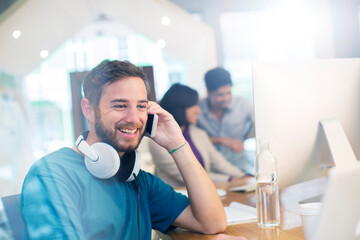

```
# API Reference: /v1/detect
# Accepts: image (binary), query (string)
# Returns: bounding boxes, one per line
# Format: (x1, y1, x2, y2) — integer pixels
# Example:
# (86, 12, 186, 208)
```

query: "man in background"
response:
(197, 67, 255, 174)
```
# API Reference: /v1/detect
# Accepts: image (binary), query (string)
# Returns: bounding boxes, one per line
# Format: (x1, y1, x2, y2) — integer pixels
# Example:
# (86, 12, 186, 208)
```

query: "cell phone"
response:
(145, 114, 158, 138)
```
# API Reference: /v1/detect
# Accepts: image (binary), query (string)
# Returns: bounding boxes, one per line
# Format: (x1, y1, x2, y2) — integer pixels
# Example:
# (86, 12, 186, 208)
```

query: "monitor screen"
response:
(252, 58, 360, 188)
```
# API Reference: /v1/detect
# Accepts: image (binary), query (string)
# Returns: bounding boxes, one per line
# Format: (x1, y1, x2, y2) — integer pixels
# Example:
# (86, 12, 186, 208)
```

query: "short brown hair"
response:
(83, 59, 150, 107)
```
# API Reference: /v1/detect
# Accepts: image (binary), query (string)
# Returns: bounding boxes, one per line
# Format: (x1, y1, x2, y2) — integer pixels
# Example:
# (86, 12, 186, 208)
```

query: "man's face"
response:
(208, 84, 232, 110)
(94, 77, 148, 153)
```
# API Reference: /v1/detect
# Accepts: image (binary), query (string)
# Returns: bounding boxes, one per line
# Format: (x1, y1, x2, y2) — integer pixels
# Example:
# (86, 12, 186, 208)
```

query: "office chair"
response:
(1, 194, 23, 240)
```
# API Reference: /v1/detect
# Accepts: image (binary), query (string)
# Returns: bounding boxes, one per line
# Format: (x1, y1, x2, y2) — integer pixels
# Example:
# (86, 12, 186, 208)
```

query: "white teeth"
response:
(120, 128, 137, 134)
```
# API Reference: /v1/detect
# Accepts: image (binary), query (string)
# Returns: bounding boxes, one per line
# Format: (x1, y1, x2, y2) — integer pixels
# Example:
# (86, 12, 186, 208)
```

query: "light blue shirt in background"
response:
(197, 97, 255, 173)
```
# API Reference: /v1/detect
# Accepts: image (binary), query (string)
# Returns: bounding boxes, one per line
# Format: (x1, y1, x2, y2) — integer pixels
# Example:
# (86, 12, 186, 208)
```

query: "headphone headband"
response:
(75, 132, 99, 161)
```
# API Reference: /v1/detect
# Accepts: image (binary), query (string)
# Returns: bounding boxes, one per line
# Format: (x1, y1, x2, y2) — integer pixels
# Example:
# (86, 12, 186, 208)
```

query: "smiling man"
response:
(20, 60, 226, 239)
(197, 67, 254, 174)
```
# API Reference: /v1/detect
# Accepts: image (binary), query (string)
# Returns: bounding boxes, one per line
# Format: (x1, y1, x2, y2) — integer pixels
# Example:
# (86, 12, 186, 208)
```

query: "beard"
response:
(94, 110, 144, 153)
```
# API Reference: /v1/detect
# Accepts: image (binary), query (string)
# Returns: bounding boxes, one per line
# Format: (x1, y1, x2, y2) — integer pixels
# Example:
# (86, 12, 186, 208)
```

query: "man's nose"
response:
(223, 93, 232, 101)
(125, 107, 140, 123)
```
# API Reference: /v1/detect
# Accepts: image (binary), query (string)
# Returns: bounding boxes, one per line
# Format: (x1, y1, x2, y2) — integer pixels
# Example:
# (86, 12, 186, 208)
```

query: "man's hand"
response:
(211, 137, 244, 152)
(146, 101, 185, 152)
(228, 176, 255, 188)
(147, 102, 227, 234)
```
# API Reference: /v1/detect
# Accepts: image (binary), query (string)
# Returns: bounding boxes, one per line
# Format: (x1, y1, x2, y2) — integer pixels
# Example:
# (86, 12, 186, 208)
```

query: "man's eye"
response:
(138, 105, 147, 109)
(114, 105, 126, 109)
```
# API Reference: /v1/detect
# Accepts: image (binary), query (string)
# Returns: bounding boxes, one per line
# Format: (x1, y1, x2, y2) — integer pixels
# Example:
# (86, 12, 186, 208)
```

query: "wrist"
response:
(165, 137, 186, 153)
(169, 141, 187, 154)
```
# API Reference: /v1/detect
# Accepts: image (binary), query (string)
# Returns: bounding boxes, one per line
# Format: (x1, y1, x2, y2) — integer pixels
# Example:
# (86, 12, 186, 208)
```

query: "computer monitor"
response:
(252, 58, 360, 189)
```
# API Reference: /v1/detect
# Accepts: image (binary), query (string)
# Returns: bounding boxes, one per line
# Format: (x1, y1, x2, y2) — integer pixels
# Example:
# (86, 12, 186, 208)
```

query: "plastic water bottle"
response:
(255, 138, 280, 227)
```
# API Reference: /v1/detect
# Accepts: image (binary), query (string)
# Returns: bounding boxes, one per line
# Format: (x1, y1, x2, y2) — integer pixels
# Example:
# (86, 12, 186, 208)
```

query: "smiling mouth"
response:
(119, 128, 138, 134)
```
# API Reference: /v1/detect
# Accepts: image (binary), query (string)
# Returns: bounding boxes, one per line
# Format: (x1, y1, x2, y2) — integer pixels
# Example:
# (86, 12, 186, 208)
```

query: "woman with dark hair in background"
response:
(149, 83, 252, 188)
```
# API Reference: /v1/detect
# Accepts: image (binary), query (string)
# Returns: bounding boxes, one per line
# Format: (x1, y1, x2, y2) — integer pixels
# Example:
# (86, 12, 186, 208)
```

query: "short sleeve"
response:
(141, 172, 189, 233)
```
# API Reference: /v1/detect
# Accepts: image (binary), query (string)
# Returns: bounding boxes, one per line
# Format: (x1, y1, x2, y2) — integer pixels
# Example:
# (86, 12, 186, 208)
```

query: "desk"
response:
(167, 177, 327, 240)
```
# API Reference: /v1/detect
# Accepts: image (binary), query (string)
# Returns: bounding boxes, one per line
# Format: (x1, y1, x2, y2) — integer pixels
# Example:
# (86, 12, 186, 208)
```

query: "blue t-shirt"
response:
(20, 148, 189, 240)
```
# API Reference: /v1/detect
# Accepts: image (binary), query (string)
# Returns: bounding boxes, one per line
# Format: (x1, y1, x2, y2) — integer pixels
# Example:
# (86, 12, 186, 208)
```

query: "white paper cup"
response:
(298, 202, 322, 240)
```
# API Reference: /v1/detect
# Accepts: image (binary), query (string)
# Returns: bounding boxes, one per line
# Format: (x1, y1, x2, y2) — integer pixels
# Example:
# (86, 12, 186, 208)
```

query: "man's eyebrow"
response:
(110, 99, 128, 103)
(110, 99, 149, 103)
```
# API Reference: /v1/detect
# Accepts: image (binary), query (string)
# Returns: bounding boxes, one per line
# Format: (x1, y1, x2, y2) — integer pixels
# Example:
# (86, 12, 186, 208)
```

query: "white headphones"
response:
(75, 131, 141, 181)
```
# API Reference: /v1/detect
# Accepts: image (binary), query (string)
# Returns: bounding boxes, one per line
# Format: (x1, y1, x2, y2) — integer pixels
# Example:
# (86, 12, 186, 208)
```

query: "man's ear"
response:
(81, 98, 95, 122)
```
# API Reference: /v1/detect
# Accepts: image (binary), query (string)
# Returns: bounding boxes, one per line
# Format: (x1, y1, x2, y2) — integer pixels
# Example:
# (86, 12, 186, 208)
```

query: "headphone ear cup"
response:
(85, 143, 120, 179)
(118, 150, 141, 182)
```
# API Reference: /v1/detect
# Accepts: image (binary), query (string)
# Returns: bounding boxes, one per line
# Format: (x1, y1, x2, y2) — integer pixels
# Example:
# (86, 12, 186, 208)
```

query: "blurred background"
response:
(0, 0, 359, 196)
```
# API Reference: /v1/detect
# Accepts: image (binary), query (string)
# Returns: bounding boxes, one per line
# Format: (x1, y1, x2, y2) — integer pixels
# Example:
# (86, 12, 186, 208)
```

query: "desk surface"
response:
(167, 177, 327, 240)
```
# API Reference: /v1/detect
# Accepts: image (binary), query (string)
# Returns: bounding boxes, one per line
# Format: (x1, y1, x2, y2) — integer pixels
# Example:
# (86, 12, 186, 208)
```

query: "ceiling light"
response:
(156, 39, 166, 49)
(40, 50, 49, 59)
(12, 30, 21, 39)
(161, 16, 171, 26)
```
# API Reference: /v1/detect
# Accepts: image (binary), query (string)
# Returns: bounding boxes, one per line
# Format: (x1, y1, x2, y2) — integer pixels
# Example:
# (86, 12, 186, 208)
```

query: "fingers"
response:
(231, 140, 244, 152)
(147, 101, 174, 123)
(147, 101, 162, 114)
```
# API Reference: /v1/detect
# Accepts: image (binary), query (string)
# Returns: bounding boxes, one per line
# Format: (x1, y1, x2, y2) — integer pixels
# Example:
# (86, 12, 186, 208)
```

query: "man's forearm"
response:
(210, 137, 223, 145)
(210, 137, 244, 152)
(171, 143, 227, 234)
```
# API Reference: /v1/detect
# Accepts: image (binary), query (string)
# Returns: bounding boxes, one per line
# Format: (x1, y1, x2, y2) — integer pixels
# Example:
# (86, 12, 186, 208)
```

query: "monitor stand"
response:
(299, 118, 358, 204)
(320, 118, 358, 168)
